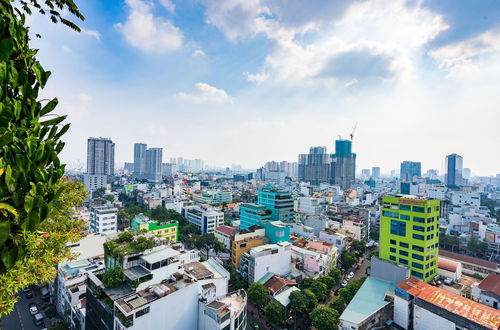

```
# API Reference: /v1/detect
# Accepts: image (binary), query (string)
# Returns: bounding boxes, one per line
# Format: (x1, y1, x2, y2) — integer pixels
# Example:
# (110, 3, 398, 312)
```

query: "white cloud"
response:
(243, 72, 269, 83)
(177, 83, 232, 104)
(428, 29, 500, 75)
(344, 78, 358, 87)
(61, 93, 93, 120)
(81, 28, 101, 40)
(159, 0, 175, 13)
(192, 49, 206, 57)
(115, 0, 183, 53)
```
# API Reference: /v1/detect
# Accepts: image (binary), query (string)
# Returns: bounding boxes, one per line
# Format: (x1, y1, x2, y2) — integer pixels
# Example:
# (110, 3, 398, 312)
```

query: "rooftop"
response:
(438, 257, 460, 273)
(397, 277, 500, 329)
(478, 274, 500, 296)
(439, 250, 499, 270)
(273, 286, 300, 307)
(183, 262, 213, 280)
(340, 277, 394, 325)
(260, 274, 297, 295)
(216, 290, 247, 318)
(215, 225, 237, 236)
(140, 247, 179, 264)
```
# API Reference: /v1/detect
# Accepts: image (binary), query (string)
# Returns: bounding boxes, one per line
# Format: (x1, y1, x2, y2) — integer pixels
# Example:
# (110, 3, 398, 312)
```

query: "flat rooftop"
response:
(340, 277, 394, 325)
(141, 247, 179, 264)
(217, 290, 246, 318)
(397, 277, 500, 330)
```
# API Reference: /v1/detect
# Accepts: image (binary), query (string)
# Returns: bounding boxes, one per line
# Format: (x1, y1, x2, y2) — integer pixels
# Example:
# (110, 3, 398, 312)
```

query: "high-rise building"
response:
(379, 195, 440, 282)
(463, 168, 471, 180)
(146, 147, 163, 182)
(371, 167, 381, 179)
(361, 169, 371, 179)
(257, 185, 294, 222)
(298, 146, 333, 185)
(86, 137, 114, 175)
(332, 139, 356, 189)
(400, 161, 421, 182)
(445, 153, 463, 187)
(133, 143, 147, 179)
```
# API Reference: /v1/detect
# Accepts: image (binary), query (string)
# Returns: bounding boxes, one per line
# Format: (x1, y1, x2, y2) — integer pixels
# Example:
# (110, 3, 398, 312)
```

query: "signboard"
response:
(398, 198, 426, 206)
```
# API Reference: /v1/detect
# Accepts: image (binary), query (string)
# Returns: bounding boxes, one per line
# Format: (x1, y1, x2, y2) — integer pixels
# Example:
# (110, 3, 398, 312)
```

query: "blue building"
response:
(257, 185, 294, 222)
(332, 139, 356, 189)
(445, 153, 463, 187)
(400, 161, 421, 182)
(239, 203, 271, 230)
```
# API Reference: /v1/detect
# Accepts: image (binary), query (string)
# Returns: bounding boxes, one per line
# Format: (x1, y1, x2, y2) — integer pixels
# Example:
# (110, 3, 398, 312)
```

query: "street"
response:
(0, 290, 45, 330)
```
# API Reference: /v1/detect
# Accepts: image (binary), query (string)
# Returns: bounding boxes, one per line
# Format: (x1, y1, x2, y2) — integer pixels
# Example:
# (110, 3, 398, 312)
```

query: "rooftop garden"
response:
(104, 231, 157, 259)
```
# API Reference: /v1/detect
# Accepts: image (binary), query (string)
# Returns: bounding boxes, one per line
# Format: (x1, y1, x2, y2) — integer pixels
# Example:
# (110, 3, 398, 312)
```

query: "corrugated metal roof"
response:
(397, 277, 500, 330)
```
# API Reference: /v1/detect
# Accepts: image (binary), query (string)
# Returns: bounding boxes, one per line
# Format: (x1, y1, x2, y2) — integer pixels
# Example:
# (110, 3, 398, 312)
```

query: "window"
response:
(399, 205, 411, 211)
(412, 262, 423, 269)
(390, 255, 396, 261)
(383, 211, 399, 219)
(390, 239, 397, 245)
(427, 226, 433, 232)
(413, 234, 424, 240)
(426, 234, 434, 240)
(412, 245, 424, 252)
(426, 217, 434, 223)
(399, 258, 408, 265)
(412, 206, 425, 213)
(136, 307, 150, 318)
(399, 250, 408, 256)
(399, 242, 409, 248)
(413, 225, 425, 232)
(391, 221, 406, 237)
(400, 214, 410, 220)
(411, 270, 423, 278)
(427, 207, 431, 213)
(390, 247, 396, 253)
(412, 253, 424, 261)
(413, 217, 425, 223)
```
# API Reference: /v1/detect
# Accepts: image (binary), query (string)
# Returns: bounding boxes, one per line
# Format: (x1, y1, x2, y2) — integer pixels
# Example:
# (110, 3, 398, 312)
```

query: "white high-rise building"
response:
(89, 205, 117, 234)
(87, 137, 114, 176)
(133, 143, 147, 179)
(146, 148, 163, 182)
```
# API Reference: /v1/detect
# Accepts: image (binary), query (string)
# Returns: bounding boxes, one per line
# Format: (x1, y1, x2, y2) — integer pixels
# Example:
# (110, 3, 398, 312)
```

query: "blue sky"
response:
(28, 0, 500, 175)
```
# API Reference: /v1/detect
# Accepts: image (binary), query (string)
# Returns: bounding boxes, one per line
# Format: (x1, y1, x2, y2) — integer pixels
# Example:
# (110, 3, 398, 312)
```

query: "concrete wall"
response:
(413, 304, 455, 330)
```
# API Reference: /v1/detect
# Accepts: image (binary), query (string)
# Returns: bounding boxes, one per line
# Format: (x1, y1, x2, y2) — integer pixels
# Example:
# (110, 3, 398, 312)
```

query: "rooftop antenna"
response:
(350, 122, 358, 141)
(338, 135, 342, 140)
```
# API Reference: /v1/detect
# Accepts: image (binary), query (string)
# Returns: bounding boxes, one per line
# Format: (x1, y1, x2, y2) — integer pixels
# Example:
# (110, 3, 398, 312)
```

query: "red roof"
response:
(263, 276, 297, 295)
(397, 277, 500, 329)
(215, 225, 237, 236)
(439, 250, 498, 270)
(478, 274, 500, 296)
(438, 257, 459, 273)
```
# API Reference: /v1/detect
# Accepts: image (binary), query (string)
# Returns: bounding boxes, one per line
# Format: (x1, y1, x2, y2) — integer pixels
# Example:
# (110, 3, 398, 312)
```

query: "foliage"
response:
(264, 300, 286, 325)
(467, 235, 488, 257)
(151, 207, 185, 223)
(289, 290, 308, 313)
(104, 233, 156, 259)
(299, 277, 315, 290)
(92, 187, 106, 199)
(310, 280, 328, 302)
(350, 240, 366, 257)
(338, 277, 365, 303)
(194, 233, 226, 258)
(0, 0, 84, 316)
(223, 264, 247, 290)
(310, 306, 340, 330)
(102, 265, 123, 288)
(366, 250, 379, 260)
(328, 267, 341, 285)
(319, 275, 336, 290)
(103, 194, 114, 203)
(247, 282, 268, 308)
(303, 289, 318, 312)
(340, 250, 356, 270)
(0, 179, 87, 316)
(471, 273, 484, 280)
(329, 297, 346, 314)
(369, 229, 379, 241)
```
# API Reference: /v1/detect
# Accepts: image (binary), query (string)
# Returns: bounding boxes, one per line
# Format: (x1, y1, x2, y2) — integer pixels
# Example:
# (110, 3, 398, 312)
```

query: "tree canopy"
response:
(310, 306, 340, 330)
(264, 300, 286, 325)
(247, 282, 268, 308)
(340, 250, 357, 270)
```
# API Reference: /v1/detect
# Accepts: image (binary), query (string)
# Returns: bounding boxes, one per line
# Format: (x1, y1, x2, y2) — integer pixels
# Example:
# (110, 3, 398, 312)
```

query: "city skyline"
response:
(28, 0, 500, 176)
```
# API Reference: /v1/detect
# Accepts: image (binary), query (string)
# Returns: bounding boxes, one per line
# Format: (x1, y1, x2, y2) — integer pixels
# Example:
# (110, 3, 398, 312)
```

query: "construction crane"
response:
(350, 122, 358, 141)
(338, 135, 343, 140)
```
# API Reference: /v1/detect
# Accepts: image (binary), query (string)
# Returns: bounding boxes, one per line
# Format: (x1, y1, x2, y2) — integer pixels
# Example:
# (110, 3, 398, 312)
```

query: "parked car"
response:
(341, 280, 348, 287)
(347, 272, 354, 280)
(29, 305, 38, 315)
(34, 313, 44, 326)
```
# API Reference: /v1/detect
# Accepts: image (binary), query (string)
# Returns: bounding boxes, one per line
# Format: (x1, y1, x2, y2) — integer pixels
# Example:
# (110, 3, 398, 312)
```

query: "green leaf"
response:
(32, 62, 48, 88)
(0, 38, 14, 61)
(41, 115, 66, 126)
(0, 133, 13, 147)
(0, 220, 10, 247)
(1, 246, 18, 270)
(53, 123, 70, 140)
(24, 195, 33, 214)
(40, 98, 58, 116)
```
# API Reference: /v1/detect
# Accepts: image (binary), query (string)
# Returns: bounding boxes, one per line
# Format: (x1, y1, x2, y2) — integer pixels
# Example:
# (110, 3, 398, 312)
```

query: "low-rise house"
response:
(214, 225, 237, 250)
(472, 274, 500, 309)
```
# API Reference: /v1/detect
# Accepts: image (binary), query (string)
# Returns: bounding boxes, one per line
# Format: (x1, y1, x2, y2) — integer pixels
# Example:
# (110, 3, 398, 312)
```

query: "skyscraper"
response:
(298, 146, 333, 185)
(379, 195, 440, 282)
(86, 137, 114, 175)
(445, 154, 463, 187)
(146, 148, 163, 182)
(332, 139, 356, 189)
(372, 167, 381, 179)
(400, 161, 421, 182)
(133, 143, 147, 179)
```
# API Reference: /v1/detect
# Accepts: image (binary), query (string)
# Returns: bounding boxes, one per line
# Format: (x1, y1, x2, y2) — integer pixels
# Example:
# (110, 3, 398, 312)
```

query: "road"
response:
(0, 290, 45, 330)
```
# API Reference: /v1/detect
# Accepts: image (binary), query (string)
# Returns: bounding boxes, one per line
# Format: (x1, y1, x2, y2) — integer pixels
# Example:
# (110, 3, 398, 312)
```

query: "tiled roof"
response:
(439, 250, 498, 270)
(263, 275, 297, 295)
(478, 274, 500, 296)
(397, 277, 500, 330)
(215, 225, 237, 236)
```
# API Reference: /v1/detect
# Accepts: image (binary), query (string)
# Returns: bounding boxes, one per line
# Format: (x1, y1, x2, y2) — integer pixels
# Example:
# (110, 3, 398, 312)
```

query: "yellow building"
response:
(231, 227, 267, 269)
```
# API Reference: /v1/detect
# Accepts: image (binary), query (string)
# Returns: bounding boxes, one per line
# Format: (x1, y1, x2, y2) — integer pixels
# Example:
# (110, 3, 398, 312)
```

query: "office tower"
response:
(290, 162, 298, 178)
(426, 169, 438, 180)
(257, 185, 294, 222)
(445, 153, 463, 187)
(161, 163, 176, 176)
(264, 161, 280, 171)
(239, 203, 271, 230)
(400, 161, 421, 182)
(361, 169, 371, 179)
(133, 143, 147, 179)
(463, 168, 471, 180)
(372, 167, 381, 179)
(379, 195, 440, 282)
(298, 146, 333, 185)
(332, 139, 356, 189)
(145, 148, 163, 182)
(86, 137, 115, 175)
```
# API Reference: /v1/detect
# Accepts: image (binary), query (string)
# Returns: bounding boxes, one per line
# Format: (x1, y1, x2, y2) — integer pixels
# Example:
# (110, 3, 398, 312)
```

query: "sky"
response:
(27, 0, 500, 176)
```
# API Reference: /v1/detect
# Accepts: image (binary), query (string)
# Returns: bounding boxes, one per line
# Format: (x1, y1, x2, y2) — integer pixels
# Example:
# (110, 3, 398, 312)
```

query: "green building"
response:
(239, 203, 271, 230)
(379, 195, 440, 282)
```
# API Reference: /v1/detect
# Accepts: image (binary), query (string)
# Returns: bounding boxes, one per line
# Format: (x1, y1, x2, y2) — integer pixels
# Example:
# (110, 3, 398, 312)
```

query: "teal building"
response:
(257, 185, 294, 222)
(260, 220, 290, 244)
(239, 203, 271, 230)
